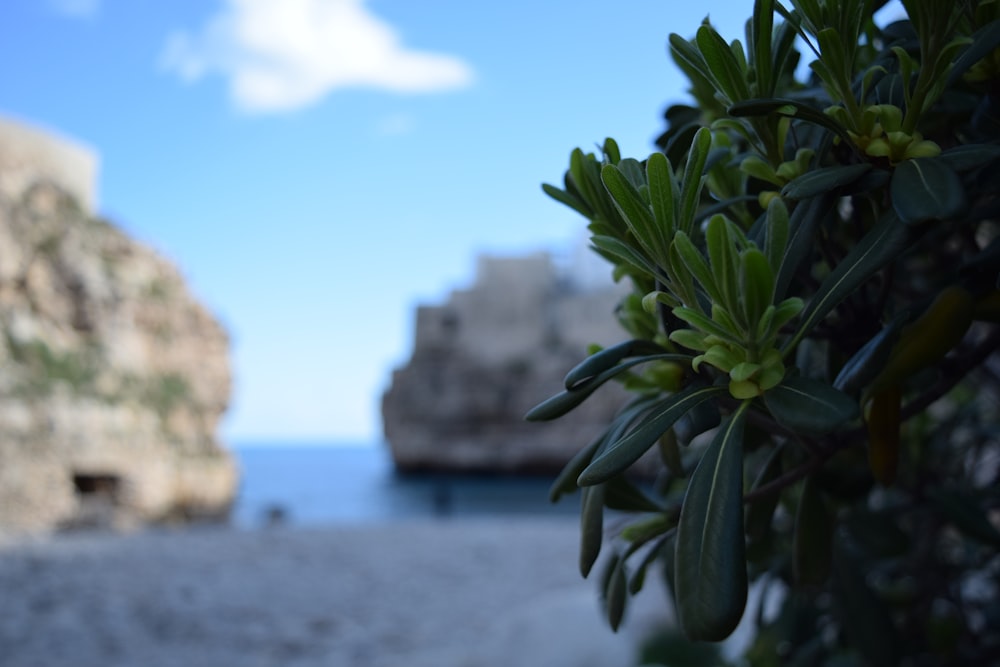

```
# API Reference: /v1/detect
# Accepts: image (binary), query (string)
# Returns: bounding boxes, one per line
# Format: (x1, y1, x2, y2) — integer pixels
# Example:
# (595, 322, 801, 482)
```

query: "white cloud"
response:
(161, 0, 474, 113)
(50, 0, 101, 19)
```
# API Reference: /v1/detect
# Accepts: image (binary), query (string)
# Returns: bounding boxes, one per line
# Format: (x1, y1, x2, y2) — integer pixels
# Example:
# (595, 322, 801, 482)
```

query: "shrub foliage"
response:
(531, 0, 1000, 663)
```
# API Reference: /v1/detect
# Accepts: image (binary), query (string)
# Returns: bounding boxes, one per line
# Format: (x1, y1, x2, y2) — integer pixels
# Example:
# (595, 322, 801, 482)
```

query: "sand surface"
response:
(0, 517, 671, 667)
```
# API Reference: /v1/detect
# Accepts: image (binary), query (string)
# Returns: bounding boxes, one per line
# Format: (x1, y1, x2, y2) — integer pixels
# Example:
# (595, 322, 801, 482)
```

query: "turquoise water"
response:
(230, 443, 578, 528)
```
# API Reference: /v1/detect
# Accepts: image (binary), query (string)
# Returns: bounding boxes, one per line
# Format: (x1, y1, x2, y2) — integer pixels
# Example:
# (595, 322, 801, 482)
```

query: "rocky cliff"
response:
(0, 117, 237, 534)
(382, 253, 633, 474)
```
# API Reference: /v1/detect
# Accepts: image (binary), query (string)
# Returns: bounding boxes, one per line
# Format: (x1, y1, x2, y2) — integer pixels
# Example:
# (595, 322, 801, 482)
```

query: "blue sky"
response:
(0, 0, 752, 444)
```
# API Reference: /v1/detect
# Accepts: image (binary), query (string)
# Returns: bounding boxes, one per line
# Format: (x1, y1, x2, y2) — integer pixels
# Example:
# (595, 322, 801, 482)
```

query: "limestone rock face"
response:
(382, 253, 633, 474)
(0, 118, 236, 534)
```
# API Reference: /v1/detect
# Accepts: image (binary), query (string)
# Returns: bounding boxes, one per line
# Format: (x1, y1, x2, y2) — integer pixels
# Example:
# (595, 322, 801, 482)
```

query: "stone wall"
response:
(0, 117, 236, 534)
(382, 252, 635, 474)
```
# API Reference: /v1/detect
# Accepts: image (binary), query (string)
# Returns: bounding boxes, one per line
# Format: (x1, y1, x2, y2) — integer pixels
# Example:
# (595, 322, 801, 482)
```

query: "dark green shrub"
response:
(531, 1, 1000, 663)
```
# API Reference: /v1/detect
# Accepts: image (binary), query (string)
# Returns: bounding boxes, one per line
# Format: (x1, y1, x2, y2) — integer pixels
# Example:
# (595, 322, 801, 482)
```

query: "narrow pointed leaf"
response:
(591, 235, 661, 279)
(542, 183, 592, 218)
(525, 384, 603, 421)
(833, 321, 903, 393)
(764, 376, 858, 436)
(673, 307, 742, 344)
(752, 0, 775, 95)
(564, 340, 669, 389)
(745, 444, 783, 543)
(763, 197, 789, 275)
(788, 212, 911, 350)
(937, 144, 1000, 172)
(647, 151, 677, 237)
(679, 128, 713, 233)
(580, 484, 606, 577)
(669, 34, 714, 87)
(674, 406, 749, 641)
(947, 18, 1000, 86)
(891, 158, 965, 225)
(728, 97, 853, 143)
(528, 353, 691, 422)
(549, 436, 604, 503)
(793, 476, 834, 586)
(781, 163, 871, 200)
(579, 385, 726, 485)
(605, 475, 664, 513)
(740, 247, 775, 324)
(602, 164, 664, 258)
(774, 194, 831, 300)
(706, 215, 740, 315)
(696, 25, 751, 102)
(672, 231, 726, 306)
(604, 557, 628, 631)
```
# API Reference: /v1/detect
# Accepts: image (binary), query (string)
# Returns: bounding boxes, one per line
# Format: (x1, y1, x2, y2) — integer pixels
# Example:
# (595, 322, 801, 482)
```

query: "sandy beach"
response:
(0, 517, 672, 667)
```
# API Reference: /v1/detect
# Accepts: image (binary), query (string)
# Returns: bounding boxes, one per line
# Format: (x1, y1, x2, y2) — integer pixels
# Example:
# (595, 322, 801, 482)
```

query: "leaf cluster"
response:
(531, 0, 1000, 662)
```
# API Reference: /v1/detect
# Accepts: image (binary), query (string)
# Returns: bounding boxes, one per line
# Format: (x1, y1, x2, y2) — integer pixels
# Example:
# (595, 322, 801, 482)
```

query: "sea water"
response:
(230, 443, 577, 528)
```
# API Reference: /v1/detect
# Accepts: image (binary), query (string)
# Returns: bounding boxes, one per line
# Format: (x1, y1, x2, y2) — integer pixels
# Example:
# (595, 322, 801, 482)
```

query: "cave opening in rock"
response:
(72, 472, 121, 502)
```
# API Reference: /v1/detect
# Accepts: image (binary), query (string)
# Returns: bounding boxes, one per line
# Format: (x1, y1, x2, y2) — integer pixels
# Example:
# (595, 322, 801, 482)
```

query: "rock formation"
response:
(0, 116, 237, 534)
(382, 252, 634, 474)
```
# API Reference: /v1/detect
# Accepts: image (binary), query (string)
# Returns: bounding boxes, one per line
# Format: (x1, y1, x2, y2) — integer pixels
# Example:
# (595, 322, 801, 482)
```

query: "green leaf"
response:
(705, 216, 741, 317)
(629, 534, 671, 595)
(697, 25, 751, 102)
(579, 385, 726, 485)
(774, 194, 832, 301)
(605, 475, 664, 513)
(793, 476, 834, 586)
(744, 444, 783, 544)
(947, 18, 1000, 86)
(569, 149, 603, 215)
(580, 483, 606, 577)
(564, 340, 668, 389)
(781, 163, 871, 200)
(672, 231, 725, 307)
(752, 0, 775, 96)
(674, 404, 749, 642)
(528, 353, 691, 422)
(787, 212, 910, 351)
(549, 436, 604, 503)
(525, 384, 603, 422)
(602, 163, 665, 259)
(646, 151, 677, 238)
(665, 240, 700, 308)
(728, 97, 853, 143)
(674, 307, 743, 344)
(542, 182, 592, 219)
(604, 557, 628, 631)
(815, 27, 849, 95)
(891, 158, 966, 225)
(763, 197, 789, 275)
(590, 235, 661, 280)
(621, 513, 676, 545)
(658, 428, 685, 478)
(679, 128, 713, 234)
(937, 144, 1000, 172)
(740, 247, 775, 325)
(669, 33, 714, 89)
(603, 137, 621, 164)
(763, 376, 858, 436)
(833, 321, 903, 393)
